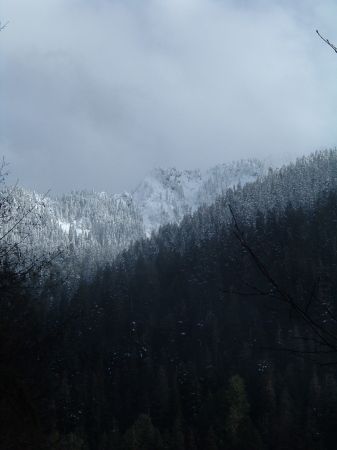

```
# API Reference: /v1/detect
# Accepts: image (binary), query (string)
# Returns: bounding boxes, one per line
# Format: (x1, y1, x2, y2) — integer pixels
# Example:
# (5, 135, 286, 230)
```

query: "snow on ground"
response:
(131, 158, 277, 234)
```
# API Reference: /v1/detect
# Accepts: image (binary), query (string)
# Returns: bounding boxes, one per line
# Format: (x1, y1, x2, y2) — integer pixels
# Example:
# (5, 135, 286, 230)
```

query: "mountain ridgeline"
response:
(1, 158, 271, 283)
(2, 148, 337, 449)
(5, 150, 336, 281)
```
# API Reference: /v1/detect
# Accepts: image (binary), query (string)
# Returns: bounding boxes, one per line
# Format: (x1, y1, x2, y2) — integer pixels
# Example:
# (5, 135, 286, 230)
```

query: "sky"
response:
(0, 0, 336, 195)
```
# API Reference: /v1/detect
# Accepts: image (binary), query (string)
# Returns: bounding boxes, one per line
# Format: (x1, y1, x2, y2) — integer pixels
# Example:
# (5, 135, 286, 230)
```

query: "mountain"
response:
(4, 148, 337, 448)
(2, 158, 277, 280)
(47, 149, 337, 449)
(5, 149, 336, 284)
(131, 159, 270, 235)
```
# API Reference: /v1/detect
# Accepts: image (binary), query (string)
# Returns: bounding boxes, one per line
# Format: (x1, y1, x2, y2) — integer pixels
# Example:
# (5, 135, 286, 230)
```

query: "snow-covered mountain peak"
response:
(5, 149, 335, 285)
(131, 158, 271, 234)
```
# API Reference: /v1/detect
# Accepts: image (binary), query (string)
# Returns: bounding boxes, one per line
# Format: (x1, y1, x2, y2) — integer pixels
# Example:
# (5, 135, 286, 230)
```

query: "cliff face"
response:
(132, 159, 268, 234)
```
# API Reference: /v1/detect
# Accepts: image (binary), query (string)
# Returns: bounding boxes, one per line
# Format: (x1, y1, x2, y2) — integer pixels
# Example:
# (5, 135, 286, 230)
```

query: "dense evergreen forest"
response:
(2, 151, 337, 449)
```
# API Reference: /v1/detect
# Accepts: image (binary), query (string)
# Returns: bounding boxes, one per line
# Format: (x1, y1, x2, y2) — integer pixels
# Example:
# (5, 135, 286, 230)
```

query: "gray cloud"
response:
(0, 0, 336, 195)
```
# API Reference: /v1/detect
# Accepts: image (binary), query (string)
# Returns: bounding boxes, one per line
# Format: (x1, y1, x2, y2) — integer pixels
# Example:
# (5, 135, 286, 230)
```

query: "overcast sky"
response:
(1, 0, 336, 195)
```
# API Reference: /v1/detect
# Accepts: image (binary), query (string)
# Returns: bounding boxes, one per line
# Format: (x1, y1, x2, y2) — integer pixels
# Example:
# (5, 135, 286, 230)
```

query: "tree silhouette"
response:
(0, 160, 64, 448)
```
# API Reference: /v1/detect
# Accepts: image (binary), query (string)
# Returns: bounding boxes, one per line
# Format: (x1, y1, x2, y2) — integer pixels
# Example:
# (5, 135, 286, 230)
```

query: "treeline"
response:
(42, 188, 337, 449)
(4, 149, 337, 287)
(2, 152, 337, 448)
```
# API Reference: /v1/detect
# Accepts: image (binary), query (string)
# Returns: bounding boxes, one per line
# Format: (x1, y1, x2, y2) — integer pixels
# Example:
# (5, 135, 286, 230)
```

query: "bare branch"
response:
(228, 204, 337, 365)
(316, 30, 337, 53)
(0, 21, 9, 31)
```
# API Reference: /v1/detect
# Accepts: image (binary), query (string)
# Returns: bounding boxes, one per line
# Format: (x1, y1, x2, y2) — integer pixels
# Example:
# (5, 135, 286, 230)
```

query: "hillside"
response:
(132, 159, 269, 234)
(51, 149, 337, 449)
(1, 158, 278, 281)
(3, 149, 337, 286)
(2, 148, 337, 448)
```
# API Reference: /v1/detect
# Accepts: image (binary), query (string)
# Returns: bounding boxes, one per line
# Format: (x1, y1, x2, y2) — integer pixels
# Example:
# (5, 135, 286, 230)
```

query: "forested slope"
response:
(3, 149, 336, 291)
(2, 149, 337, 449)
(53, 179, 337, 449)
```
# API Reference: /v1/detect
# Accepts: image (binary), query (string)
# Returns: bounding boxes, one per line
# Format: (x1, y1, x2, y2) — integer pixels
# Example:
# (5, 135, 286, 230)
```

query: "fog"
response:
(1, 0, 336, 194)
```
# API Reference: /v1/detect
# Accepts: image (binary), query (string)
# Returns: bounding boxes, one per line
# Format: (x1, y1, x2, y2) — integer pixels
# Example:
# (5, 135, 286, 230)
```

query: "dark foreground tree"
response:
(0, 160, 64, 448)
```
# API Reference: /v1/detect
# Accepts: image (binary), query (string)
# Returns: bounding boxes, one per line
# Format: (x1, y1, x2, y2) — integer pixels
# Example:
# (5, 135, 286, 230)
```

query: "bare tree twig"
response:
(226, 204, 337, 365)
(316, 30, 337, 53)
(0, 22, 9, 31)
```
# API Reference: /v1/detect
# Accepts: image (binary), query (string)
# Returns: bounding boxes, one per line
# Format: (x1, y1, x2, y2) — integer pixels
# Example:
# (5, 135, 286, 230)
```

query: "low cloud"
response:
(1, 0, 336, 194)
